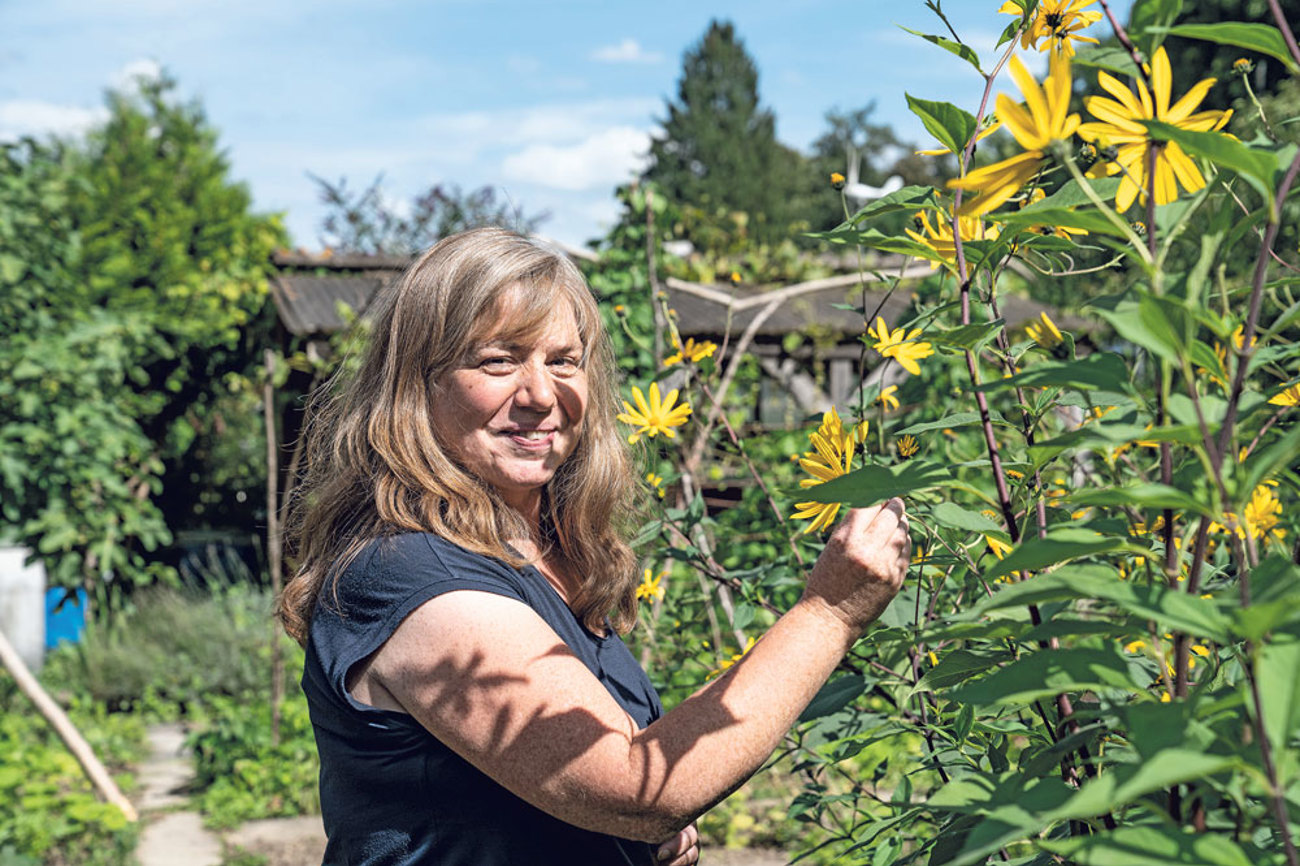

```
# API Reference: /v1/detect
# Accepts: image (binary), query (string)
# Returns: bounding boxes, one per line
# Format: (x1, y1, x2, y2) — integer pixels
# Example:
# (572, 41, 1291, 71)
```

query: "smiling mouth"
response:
(505, 429, 554, 441)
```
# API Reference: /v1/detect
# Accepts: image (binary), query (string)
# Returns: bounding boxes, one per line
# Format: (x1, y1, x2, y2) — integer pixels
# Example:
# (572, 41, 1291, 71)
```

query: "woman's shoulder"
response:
(337, 531, 527, 605)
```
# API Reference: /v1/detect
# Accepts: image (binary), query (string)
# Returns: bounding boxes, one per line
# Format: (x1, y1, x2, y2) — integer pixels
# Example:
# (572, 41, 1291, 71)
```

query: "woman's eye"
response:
(550, 357, 581, 375)
(479, 356, 515, 371)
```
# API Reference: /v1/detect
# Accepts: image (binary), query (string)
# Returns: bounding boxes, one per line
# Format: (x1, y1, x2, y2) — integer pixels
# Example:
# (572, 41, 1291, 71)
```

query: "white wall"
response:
(0, 546, 46, 671)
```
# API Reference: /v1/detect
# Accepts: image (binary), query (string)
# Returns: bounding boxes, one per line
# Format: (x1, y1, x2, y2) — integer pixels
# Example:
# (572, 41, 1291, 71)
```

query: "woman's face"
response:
(432, 300, 588, 516)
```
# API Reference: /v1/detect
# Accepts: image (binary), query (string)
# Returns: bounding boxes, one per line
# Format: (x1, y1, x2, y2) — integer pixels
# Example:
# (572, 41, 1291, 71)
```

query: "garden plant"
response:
(605, 1, 1300, 863)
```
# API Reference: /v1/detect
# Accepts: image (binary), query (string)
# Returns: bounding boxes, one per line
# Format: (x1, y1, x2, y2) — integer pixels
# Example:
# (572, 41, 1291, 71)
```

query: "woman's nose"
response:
(514, 363, 556, 409)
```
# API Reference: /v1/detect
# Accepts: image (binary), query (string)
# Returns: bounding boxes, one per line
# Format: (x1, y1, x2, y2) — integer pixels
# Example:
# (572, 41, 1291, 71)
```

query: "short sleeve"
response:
(309, 533, 530, 715)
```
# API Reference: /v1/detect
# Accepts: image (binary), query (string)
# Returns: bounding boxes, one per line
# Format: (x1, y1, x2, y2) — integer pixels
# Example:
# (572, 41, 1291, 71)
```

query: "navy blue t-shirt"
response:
(302, 531, 664, 865)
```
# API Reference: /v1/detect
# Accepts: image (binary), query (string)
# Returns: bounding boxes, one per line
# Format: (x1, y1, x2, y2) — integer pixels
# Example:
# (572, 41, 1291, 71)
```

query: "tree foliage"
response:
(643, 20, 809, 246)
(312, 173, 548, 255)
(0, 75, 284, 594)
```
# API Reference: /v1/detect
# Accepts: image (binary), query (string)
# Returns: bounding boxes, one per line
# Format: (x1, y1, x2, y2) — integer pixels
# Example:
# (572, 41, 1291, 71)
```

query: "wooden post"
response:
(263, 349, 284, 746)
(0, 626, 138, 822)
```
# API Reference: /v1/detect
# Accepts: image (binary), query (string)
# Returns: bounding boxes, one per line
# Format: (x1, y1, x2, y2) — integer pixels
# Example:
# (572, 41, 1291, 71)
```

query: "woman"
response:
(279, 227, 910, 865)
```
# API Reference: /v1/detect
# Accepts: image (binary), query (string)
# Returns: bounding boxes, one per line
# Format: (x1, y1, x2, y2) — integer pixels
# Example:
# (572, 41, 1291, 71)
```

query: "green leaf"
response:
(1094, 297, 1184, 365)
(968, 565, 1232, 642)
(1254, 635, 1300, 781)
(0, 253, 24, 283)
(1040, 824, 1256, 866)
(910, 649, 1005, 697)
(1021, 176, 1123, 211)
(795, 460, 956, 508)
(900, 27, 984, 75)
(929, 501, 1004, 533)
(844, 185, 938, 226)
(906, 94, 976, 159)
(1073, 44, 1144, 78)
(1051, 749, 1237, 821)
(1242, 421, 1300, 495)
(986, 527, 1139, 585)
(929, 320, 1005, 352)
(1143, 120, 1278, 210)
(950, 646, 1142, 706)
(1068, 483, 1213, 518)
(894, 411, 1013, 436)
(977, 352, 1131, 394)
(1166, 21, 1300, 74)
(996, 204, 1131, 237)
(1129, 0, 1183, 50)
(799, 675, 867, 722)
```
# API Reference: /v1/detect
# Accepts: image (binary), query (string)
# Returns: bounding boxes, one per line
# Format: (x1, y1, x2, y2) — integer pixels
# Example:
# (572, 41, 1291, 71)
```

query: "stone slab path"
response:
(134, 722, 222, 866)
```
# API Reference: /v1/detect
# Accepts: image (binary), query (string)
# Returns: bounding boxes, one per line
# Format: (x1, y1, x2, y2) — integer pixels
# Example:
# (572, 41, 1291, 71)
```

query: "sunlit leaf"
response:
(899, 27, 984, 75)
(1040, 823, 1256, 865)
(906, 94, 977, 159)
(1143, 120, 1278, 210)
(1166, 21, 1300, 74)
(949, 646, 1143, 705)
(795, 460, 956, 508)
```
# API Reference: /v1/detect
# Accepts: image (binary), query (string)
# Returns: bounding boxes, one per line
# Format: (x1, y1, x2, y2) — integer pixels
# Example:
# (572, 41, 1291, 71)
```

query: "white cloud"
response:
(501, 126, 649, 191)
(590, 38, 663, 64)
(0, 99, 107, 141)
(110, 57, 162, 90)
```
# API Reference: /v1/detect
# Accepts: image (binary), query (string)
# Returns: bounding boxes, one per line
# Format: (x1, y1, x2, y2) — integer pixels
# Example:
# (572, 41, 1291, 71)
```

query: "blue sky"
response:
(0, 0, 1131, 249)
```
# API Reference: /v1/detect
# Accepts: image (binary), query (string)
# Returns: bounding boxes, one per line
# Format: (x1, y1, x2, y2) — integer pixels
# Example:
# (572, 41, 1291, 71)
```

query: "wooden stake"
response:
(0, 626, 138, 822)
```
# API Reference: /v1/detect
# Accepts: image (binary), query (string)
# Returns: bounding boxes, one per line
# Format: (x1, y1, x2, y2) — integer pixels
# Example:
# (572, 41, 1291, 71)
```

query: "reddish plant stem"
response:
(1267, 0, 1300, 67)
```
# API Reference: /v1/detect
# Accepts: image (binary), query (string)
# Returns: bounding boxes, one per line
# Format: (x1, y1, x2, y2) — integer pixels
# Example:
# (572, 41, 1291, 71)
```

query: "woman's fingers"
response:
(656, 823, 699, 864)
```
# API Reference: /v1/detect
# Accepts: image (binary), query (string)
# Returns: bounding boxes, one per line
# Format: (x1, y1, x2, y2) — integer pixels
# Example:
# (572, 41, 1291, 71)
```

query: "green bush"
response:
(42, 584, 284, 715)
(188, 690, 320, 829)
(0, 689, 141, 866)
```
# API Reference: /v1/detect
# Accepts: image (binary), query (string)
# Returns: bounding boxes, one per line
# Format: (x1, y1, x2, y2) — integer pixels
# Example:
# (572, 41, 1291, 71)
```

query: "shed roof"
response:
(268, 250, 1088, 340)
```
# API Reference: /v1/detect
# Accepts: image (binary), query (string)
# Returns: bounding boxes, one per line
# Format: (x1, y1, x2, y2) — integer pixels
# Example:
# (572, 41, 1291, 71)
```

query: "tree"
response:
(312, 174, 548, 255)
(643, 20, 806, 246)
(0, 74, 284, 600)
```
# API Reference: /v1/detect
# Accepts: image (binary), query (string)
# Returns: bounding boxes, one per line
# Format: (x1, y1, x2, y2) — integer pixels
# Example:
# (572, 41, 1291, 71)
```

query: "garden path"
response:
(134, 722, 222, 866)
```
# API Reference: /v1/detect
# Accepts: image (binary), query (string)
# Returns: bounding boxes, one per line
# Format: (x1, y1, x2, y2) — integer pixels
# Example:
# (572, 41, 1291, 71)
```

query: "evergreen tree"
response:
(643, 20, 804, 246)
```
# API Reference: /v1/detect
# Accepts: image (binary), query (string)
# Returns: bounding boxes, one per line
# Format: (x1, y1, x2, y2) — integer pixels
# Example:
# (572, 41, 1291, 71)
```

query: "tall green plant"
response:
(0, 75, 284, 596)
(617, 2, 1300, 862)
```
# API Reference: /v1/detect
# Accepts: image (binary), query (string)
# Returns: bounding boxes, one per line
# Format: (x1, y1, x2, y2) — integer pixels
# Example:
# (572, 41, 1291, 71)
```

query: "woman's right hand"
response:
(802, 498, 911, 634)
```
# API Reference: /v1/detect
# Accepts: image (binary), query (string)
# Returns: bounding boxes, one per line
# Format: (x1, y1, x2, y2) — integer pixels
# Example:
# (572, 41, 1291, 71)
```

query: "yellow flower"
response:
(618, 383, 692, 444)
(868, 316, 934, 376)
(792, 408, 855, 534)
(645, 471, 666, 498)
(949, 53, 1079, 216)
(1000, 0, 1102, 58)
(897, 434, 919, 458)
(1124, 639, 1147, 653)
(1232, 57, 1253, 76)
(927, 650, 939, 667)
(613, 304, 626, 315)
(729, 271, 742, 286)
(663, 336, 719, 367)
(877, 384, 900, 412)
(1269, 383, 1300, 407)
(851, 419, 870, 445)
(1078, 46, 1233, 212)
(709, 636, 756, 679)
(636, 568, 666, 602)
(985, 534, 1014, 559)
(1026, 311, 1064, 348)
(1242, 482, 1286, 543)
(907, 209, 1000, 268)
(1231, 325, 1256, 352)
(830, 171, 846, 189)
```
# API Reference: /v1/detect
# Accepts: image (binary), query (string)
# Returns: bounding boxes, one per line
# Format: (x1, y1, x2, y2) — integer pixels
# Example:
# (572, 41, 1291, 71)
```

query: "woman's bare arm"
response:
(364, 500, 910, 842)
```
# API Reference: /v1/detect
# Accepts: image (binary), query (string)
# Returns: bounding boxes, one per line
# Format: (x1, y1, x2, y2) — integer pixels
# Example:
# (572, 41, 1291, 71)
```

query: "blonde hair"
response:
(278, 227, 639, 643)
